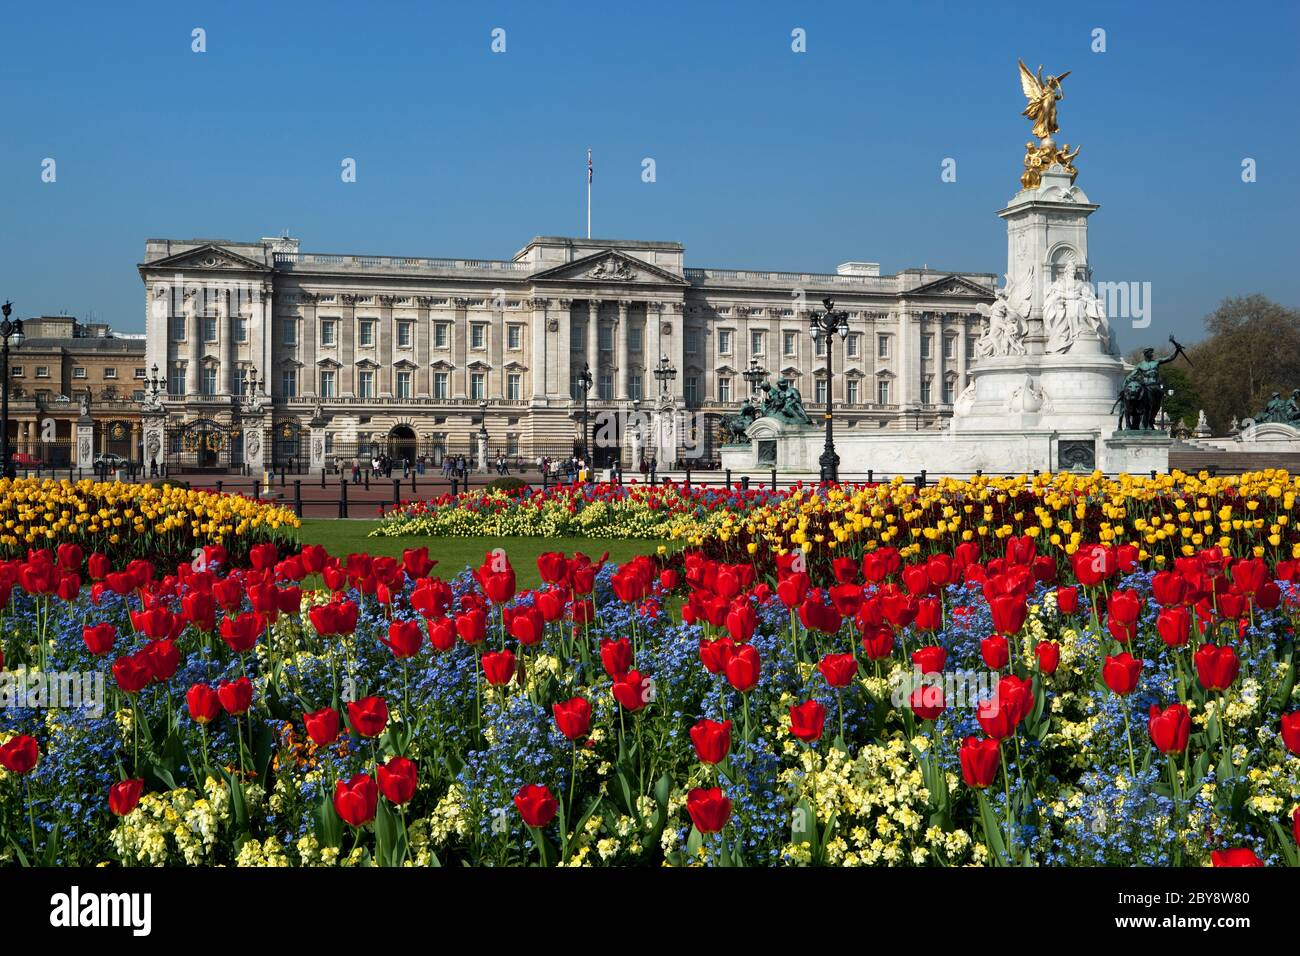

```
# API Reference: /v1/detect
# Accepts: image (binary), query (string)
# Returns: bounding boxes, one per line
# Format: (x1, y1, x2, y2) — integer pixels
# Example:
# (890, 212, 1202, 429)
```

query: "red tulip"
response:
(612, 669, 650, 711)
(87, 552, 112, 581)
(989, 594, 1027, 636)
(514, 783, 558, 828)
(382, 619, 424, 659)
(455, 608, 487, 646)
(1035, 640, 1060, 674)
(217, 676, 253, 715)
(1194, 644, 1239, 692)
(788, 699, 826, 743)
(724, 644, 761, 693)
(1055, 586, 1079, 615)
(377, 755, 418, 805)
(304, 707, 341, 746)
(112, 654, 152, 694)
(1156, 606, 1191, 648)
(1148, 703, 1191, 754)
(1106, 589, 1142, 643)
(141, 638, 181, 682)
(798, 592, 842, 635)
(0, 734, 39, 774)
(689, 718, 731, 764)
(186, 684, 221, 724)
(347, 696, 389, 737)
(334, 773, 378, 827)
(817, 653, 857, 689)
(219, 611, 264, 653)
(724, 600, 757, 643)
(860, 624, 894, 661)
(552, 697, 592, 741)
(82, 622, 117, 656)
(912, 645, 947, 675)
(1281, 712, 1300, 756)
(481, 649, 517, 687)
(909, 682, 946, 721)
(1151, 571, 1187, 607)
(427, 616, 457, 652)
(600, 637, 633, 680)
(913, 596, 942, 632)
(776, 572, 810, 609)
(401, 547, 437, 580)
(959, 736, 1001, 789)
(1102, 652, 1143, 696)
(699, 638, 735, 675)
(248, 542, 278, 571)
(685, 786, 732, 833)
(980, 635, 1009, 671)
(1210, 848, 1264, 867)
(108, 778, 144, 816)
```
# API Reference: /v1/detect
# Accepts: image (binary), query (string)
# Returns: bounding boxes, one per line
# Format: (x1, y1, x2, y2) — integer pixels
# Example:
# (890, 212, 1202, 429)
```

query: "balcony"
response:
(273, 253, 531, 276)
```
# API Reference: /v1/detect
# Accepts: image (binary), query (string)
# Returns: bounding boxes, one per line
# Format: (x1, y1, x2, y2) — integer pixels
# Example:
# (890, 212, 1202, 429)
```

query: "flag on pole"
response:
(587, 148, 593, 183)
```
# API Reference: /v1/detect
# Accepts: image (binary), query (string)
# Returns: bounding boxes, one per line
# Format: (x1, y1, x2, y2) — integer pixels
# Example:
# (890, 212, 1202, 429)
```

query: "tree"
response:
(1185, 296, 1300, 432)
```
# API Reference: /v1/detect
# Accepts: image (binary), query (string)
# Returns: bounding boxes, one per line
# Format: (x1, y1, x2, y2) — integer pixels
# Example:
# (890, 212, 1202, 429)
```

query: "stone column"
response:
(617, 300, 630, 401)
(416, 298, 431, 397)
(454, 298, 469, 399)
(895, 306, 911, 413)
(308, 410, 328, 472)
(585, 300, 600, 385)
(142, 411, 166, 475)
(223, 297, 237, 397)
(379, 297, 394, 398)
(340, 297, 356, 397)
(244, 413, 266, 480)
(76, 411, 94, 471)
(666, 302, 685, 403)
(260, 284, 274, 405)
(185, 289, 201, 395)
(956, 317, 969, 395)
(491, 299, 505, 401)
(302, 294, 318, 398)
(556, 299, 572, 402)
(530, 297, 548, 400)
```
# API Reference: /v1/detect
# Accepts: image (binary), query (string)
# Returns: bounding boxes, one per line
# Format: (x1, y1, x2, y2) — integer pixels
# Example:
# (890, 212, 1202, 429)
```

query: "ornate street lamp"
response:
(809, 297, 850, 483)
(652, 355, 677, 395)
(578, 362, 594, 463)
(742, 358, 768, 396)
(0, 303, 26, 480)
(145, 363, 166, 401)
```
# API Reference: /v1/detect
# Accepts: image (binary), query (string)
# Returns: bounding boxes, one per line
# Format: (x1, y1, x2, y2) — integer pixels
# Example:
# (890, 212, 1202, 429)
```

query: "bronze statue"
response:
(759, 380, 813, 426)
(1252, 388, 1300, 425)
(1113, 336, 1191, 431)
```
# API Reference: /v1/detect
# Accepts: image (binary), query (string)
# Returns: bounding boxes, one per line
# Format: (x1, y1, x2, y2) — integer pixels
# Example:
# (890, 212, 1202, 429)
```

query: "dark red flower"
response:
(552, 696, 592, 741)
(689, 718, 731, 764)
(377, 756, 419, 805)
(304, 707, 340, 746)
(334, 773, 378, 827)
(685, 786, 732, 833)
(959, 736, 1001, 789)
(514, 783, 558, 828)
(108, 778, 144, 816)
(347, 696, 389, 737)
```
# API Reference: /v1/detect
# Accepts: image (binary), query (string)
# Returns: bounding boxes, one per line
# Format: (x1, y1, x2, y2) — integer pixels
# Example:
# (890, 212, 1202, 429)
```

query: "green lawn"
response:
(295, 519, 672, 589)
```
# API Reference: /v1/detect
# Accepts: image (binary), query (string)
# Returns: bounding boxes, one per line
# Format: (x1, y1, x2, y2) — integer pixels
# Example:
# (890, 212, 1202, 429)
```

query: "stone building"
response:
(139, 234, 994, 471)
(7, 316, 147, 467)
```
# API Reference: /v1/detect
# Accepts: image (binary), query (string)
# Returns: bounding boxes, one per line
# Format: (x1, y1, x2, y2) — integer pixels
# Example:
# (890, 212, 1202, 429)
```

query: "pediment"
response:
(393, 359, 418, 370)
(502, 360, 528, 371)
(355, 358, 380, 369)
(140, 242, 272, 273)
(431, 359, 456, 370)
(316, 358, 342, 369)
(907, 274, 994, 299)
(530, 250, 687, 286)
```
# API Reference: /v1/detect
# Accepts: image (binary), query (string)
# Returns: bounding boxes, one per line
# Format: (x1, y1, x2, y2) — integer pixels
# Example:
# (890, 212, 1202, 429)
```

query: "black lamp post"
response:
(809, 297, 850, 483)
(742, 358, 768, 396)
(653, 355, 677, 396)
(578, 362, 593, 464)
(478, 399, 489, 464)
(0, 303, 25, 480)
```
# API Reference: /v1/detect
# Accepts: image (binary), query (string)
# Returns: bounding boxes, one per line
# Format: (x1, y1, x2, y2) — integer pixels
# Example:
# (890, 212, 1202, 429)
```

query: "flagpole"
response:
(586, 148, 592, 239)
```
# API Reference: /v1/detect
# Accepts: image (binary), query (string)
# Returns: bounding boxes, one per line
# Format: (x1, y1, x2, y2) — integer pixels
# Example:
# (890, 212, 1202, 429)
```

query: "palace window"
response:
(170, 317, 186, 341)
(434, 372, 449, 399)
(36, 366, 49, 378)
(569, 324, 582, 350)
(943, 335, 956, 360)
(569, 372, 586, 401)
(471, 324, 486, 350)
(507, 325, 522, 350)
(943, 380, 955, 404)
(104, 367, 117, 379)
(10, 366, 22, 377)
(966, 336, 976, 360)
(846, 333, 860, 359)
(73, 367, 87, 379)
(202, 367, 218, 396)
(397, 322, 413, 348)
(630, 325, 642, 351)
(877, 380, 890, 405)
(203, 317, 218, 342)
(236, 318, 248, 342)
(359, 320, 375, 348)
(280, 369, 297, 398)
(815, 378, 828, 405)
(598, 324, 613, 352)
(921, 380, 932, 405)
(357, 370, 375, 398)
(814, 335, 826, 357)
(718, 376, 732, 403)
(134, 368, 146, 379)
(396, 371, 412, 398)
(685, 376, 699, 404)
(470, 372, 486, 400)
(750, 330, 764, 356)
(434, 323, 449, 349)
(320, 320, 337, 346)
(877, 334, 890, 359)
(319, 370, 336, 397)
(847, 379, 859, 405)
(920, 335, 932, 359)
(686, 329, 699, 354)
(598, 373, 613, 400)
(506, 373, 521, 400)
(282, 320, 297, 346)
(783, 330, 797, 356)
(629, 375, 642, 401)
(169, 365, 185, 395)
(718, 330, 733, 355)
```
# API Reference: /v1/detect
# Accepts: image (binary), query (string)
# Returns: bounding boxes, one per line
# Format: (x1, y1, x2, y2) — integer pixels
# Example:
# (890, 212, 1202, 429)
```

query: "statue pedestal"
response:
(1104, 431, 1172, 475)
(76, 415, 95, 472)
(309, 409, 329, 473)
(142, 409, 166, 477)
(721, 417, 819, 473)
(243, 414, 266, 481)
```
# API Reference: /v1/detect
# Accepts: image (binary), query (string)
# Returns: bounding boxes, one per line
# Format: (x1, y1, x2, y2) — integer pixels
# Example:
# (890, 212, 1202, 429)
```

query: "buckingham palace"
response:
(138, 233, 995, 472)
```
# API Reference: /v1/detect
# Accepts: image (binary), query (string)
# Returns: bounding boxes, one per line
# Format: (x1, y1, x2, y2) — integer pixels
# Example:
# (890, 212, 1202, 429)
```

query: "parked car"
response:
(93, 453, 129, 470)
(11, 453, 42, 467)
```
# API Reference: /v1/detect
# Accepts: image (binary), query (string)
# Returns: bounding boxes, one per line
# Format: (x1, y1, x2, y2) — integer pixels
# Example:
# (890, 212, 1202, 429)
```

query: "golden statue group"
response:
(1018, 59, 1081, 189)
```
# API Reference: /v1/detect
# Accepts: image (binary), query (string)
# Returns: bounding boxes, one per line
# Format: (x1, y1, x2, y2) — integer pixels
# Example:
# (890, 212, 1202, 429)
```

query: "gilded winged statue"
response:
(1018, 59, 1070, 140)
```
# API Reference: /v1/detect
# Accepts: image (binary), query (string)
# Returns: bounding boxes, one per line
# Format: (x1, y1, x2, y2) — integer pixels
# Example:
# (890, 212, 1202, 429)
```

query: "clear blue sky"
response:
(3, 0, 1296, 345)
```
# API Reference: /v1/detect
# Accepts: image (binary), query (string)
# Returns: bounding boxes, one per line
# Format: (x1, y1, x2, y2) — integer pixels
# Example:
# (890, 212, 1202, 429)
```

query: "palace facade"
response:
(139, 234, 995, 469)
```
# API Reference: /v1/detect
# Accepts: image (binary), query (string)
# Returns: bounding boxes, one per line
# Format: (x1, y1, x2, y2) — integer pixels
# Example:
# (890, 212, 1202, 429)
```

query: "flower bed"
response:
(2, 524, 1299, 866)
(0, 478, 300, 567)
(372, 481, 785, 540)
